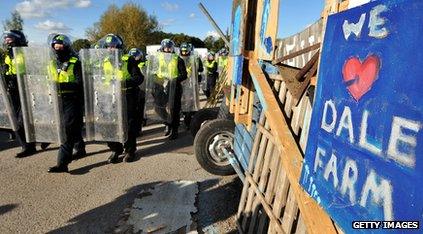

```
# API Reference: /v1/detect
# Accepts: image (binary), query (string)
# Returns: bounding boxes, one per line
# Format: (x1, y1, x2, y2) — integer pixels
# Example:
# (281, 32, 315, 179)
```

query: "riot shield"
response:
(145, 52, 176, 124)
(0, 75, 18, 131)
(180, 55, 200, 112)
(14, 46, 65, 143)
(80, 48, 127, 143)
(200, 59, 208, 94)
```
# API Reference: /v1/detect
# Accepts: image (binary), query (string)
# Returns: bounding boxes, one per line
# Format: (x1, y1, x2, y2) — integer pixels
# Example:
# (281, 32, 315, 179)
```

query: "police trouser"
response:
(8, 80, 36, 151)
(107, 87, 140, 154)
(152, 82, 182, 130)
(205, 75, 217, 98)
(57, 92, 85, 166)
(138, 90, 146, 132)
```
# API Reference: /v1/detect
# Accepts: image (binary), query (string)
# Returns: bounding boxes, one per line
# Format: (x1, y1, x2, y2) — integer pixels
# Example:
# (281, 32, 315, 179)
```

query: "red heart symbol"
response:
(342, 55, 380, 101)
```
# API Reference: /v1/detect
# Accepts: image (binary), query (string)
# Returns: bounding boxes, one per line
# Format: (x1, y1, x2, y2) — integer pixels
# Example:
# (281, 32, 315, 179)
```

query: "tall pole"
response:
(198, 2, 231, 49)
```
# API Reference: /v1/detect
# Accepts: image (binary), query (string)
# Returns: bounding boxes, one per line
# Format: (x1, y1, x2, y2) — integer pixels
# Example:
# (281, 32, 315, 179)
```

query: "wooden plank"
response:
(248, 139, 274, 233)
(295, 214, 308, 234)
(257, 124, 276, 145)
(284, 91, 293, 118)
(299, 98, 313, 152)
(268, 165, 290, 233)
(291, 96, 307, 135)
(258, 145, 281, 232)
(238, 113, 266, 219)
(272, 43, 320, 65)
(241, 121, 270, 230)
(245, 173, 285, 234)
(281, 188, 299, 233)
(248, 60, 336, 233)
(278, 82, 287, 104)
(254, 0, 280, 60)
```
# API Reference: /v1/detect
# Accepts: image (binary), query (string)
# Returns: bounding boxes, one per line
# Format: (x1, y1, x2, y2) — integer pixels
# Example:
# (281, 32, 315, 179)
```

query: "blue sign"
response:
(300, 0, 423, 233)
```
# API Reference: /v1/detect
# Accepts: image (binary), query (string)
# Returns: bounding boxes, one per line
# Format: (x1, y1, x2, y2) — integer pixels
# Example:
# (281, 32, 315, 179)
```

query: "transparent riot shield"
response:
(181, 55, 200, 112)
(200, 59, 208, 94)
(14, 46, 65, 143)
(80, 48, 127, 143)
(145, 52, 176, 124)
(0, 75, 18, 130)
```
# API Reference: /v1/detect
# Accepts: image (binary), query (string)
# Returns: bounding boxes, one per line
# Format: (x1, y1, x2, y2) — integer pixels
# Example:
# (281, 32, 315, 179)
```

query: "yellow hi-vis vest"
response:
(157, 53, 179, 80)
(103, 54, 131, 85)
(48, 57, 78, 83)
(205, 60, 217, 74)
(218, 56, 228, 68)
(5, 53, 25, 76)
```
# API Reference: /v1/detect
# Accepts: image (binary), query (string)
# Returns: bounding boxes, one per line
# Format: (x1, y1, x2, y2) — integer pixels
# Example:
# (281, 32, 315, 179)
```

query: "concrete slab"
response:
(126, 180, 198, 234)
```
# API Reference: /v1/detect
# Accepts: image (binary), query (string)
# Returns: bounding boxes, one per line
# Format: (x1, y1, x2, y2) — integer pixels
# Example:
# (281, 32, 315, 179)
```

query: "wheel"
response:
(194, 119, 236, 175)
(190, 107, 219, 137)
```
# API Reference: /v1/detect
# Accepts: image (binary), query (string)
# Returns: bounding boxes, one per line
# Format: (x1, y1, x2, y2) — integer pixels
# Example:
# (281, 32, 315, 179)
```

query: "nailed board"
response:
(300, 0, 423, 232)
(275, 19, 323, 68)
(255, 0, 280, 60)
(230, 0, 248, 56)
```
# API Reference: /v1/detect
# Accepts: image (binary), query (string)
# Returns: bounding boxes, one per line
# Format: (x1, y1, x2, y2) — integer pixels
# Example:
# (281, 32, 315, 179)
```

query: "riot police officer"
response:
(204, 52, 218, 98)
(153, 39, 187, 140)
(47, 34, 86, 173)
(1, 30, 38, 157)
(102, 35, 143, 163)
(128, 48, 147, 135)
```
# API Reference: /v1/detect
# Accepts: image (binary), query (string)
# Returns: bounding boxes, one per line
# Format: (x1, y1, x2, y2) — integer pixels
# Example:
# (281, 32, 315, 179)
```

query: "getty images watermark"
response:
(352, 221, 419, 230)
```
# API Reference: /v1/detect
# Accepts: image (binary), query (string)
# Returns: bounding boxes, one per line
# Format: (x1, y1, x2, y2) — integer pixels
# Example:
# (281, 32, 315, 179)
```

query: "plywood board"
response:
(255, 0, 280, 60)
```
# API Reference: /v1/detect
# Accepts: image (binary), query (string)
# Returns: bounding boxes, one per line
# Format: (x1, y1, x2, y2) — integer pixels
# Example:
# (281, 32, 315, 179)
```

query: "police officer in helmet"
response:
(1, 30, 49, 157)
(128, 47, 147, 136)
(47, 34, 86, 173)
(101, 34, 143, 163)
(153, 39, 187, 140)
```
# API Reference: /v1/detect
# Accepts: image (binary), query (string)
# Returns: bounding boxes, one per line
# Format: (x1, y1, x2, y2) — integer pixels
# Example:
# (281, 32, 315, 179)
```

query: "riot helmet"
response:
(160, 39, 175, 53)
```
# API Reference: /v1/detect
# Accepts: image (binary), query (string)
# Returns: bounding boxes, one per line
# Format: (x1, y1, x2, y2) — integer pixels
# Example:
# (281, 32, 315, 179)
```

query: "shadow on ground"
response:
(47, 177, 242, 233)
(0, 204, 18, 216)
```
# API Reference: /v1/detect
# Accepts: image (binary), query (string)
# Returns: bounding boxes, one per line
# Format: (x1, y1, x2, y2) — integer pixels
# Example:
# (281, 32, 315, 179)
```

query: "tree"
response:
(86, 3, 159, 51)
(3, 11, 23, 31)
(72, 39, 91, 52)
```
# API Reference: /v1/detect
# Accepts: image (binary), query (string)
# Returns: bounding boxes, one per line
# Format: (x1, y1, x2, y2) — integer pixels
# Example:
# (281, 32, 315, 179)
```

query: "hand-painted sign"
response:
(300, 0, 423, 232)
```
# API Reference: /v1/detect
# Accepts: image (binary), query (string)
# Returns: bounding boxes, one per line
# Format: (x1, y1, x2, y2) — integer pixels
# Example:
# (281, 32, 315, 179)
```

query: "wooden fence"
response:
(228, 0, 352, 233)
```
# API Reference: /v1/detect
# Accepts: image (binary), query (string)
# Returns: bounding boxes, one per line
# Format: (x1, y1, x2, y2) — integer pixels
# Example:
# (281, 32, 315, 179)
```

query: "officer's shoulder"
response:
(69, 56, 79, 63)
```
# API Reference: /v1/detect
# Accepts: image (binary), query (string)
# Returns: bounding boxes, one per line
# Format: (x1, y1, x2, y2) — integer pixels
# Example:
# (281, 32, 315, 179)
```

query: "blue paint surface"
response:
(232, 55, 244, 85)
(249, 68, 267, 111)
(259, 0, 273, 54)
(300, 0, 423, 232)
(231, 5, 242, 56)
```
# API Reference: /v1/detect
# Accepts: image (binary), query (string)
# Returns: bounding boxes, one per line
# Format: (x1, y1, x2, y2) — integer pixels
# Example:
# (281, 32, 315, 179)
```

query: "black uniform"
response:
(107, 56, 144, 155)
(55, 54, 85, 168)
(152, 56, 187, 138)
(205, 59, 218, 98)
(2, 49, 36, 154)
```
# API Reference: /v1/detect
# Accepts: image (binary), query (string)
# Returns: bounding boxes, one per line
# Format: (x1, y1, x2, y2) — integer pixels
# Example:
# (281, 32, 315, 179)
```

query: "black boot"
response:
(168, 129, 178, 140)
(164, 124, 171, 136)
(15, 147, 37, 158)
(48, 165, 69, 173)
(72, 149, 87, 161)
(123, 151, 135, 163)
(40, 143, 50, 150)
(107, 151, 122, 164)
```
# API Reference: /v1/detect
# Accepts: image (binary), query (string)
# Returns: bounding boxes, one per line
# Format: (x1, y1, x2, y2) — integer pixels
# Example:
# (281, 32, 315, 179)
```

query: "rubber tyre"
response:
(190, 107, 219, 137)
(194, 119, 236, 175)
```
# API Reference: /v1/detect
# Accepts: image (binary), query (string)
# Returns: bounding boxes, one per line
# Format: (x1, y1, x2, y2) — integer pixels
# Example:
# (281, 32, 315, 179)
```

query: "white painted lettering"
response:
(324, 153, 339, 188)
(343, 13, 366, 40)
(321, 99, 337, 133)
(336, 106, 355, 144)
(359, 110, 382, 155)
(340, 159, 358, 204)
(314, 147, 325, 173)
(369, 4, 388, 38)
(387, 116, 421, 168)
(359, 170, 393, 221)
